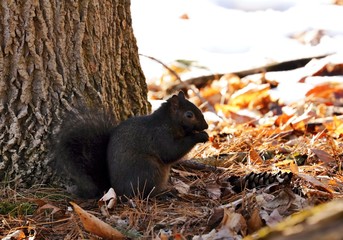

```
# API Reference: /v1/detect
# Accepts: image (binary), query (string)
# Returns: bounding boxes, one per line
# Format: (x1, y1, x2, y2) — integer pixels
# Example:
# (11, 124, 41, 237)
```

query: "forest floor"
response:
(1, 52, 343, 239)
(2, 1, 343, 239)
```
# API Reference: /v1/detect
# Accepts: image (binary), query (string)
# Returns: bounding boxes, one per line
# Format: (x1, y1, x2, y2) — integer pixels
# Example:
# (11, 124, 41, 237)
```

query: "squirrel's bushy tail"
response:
(53, 108, 115, 198)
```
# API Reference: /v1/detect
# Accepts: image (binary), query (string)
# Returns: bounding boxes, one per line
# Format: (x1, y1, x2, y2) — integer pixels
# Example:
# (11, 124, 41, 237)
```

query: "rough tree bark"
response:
(0, 1, 150, 186)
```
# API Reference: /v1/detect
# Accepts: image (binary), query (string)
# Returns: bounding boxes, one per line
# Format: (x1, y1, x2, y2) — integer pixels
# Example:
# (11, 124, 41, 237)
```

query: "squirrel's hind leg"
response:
(66, 171, 103, 199)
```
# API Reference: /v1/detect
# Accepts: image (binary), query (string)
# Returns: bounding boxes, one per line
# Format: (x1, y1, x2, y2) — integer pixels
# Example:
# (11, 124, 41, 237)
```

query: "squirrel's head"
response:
(168, 91, 208, 134)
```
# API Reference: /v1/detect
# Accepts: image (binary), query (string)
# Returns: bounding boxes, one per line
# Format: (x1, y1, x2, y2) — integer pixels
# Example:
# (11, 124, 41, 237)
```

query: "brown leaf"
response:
(37, 203, 62, 215)
(249, 149, 263, 164)
(172, 168, 198, 178)
(311, 148, 336, 164)
(275, 113, 294, 127)
(297, 173, 334, 195)
(206, 183, 221, 200)
(289, 160, 299, 174)
(260, 209, 284, 226)
(207, 208, 224, 230)
(305, 82, 339, 98)
(324, 116, 343, 136)
(256, 190, 295, 214)
(214, 105, 257, 123)
(229, 83, 270, 109)
(70, 202, 125, 239)
(290, 112, 316, 131)
(171, 178, 190, 195)
(247, 207, 264, 233)
(179, 13, 189, 20)
(312, 62, 343, 76)
(157, 229, 172, 240)
(1, 230, 26, 240)
(173, 232, 186, 240)
(219, 208, 247, 236)
(201, 86, 222, 106)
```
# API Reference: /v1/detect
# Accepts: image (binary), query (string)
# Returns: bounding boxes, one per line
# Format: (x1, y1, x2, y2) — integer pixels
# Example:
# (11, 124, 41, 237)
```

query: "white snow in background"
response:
(131, 0, 343, 103)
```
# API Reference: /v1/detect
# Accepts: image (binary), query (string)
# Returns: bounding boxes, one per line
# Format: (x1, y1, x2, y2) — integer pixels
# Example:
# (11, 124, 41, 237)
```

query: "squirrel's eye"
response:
(185, 111, 194, 119)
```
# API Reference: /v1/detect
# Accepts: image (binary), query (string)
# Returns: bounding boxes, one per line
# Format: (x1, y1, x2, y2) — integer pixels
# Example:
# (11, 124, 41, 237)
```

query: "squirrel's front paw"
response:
(196, 131, 209, 143)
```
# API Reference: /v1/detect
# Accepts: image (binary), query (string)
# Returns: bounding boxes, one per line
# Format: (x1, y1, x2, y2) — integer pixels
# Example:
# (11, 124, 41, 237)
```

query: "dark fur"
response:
(53, 109, 115, 198)
(53, 92, 208, 198)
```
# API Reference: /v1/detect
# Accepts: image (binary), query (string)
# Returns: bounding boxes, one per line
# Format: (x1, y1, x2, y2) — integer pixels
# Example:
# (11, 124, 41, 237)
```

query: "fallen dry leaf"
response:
(297, 173, 334, 195)
(214, 105, 258, 123)
(247, 207, 264, 233)
(229, 83, 270, 110)
(1, 230, 27, 240)
(311, 148, 336, 164)
(324, 115, 343, 136)
(274, 113, 294, 127)
(70, 202, 125, 240)
(99, 188, 117, 213)
(207, 207, 224, 230)
(206, 183, 221, 200)
(305, 82, 343, 99)
(249, 149, 263, 165)
(171, 177, 190, 195)
(289, 160, 299, 174)
(37, 203, 61, 215)
(260, 208, 284, 226)
(256, 190, 294, 215)
(220, 208, 247, 236)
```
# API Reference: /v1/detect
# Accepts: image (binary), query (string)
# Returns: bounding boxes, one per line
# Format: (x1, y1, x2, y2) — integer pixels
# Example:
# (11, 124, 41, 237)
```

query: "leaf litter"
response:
(1, 53, 343, 239)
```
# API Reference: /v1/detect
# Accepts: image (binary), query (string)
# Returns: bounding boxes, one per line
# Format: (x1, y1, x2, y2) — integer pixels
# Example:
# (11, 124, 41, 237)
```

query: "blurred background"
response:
(131, 0, 343, 82)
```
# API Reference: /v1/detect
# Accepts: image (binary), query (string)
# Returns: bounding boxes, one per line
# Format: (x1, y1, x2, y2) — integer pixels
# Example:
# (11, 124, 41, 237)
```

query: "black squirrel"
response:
(53, 91, 208, 198)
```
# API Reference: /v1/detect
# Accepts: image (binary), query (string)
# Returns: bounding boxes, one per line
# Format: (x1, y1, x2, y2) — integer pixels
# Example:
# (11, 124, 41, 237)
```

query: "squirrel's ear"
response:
(169, 94, 179, 112)
(178, 91, 185, 100)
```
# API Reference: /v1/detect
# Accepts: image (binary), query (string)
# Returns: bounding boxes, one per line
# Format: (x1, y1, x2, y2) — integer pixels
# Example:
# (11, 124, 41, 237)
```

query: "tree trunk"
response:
(0, 0, 149, 186)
